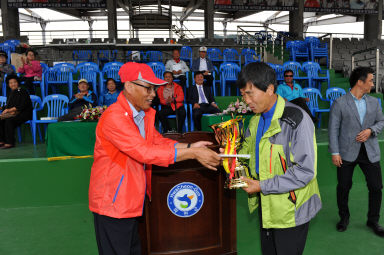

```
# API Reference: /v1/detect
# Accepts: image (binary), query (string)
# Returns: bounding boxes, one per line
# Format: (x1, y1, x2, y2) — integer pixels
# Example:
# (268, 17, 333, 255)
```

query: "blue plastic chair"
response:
(275, 64, 285, 83)
(144, 51, 163, 63)
(326, 87, 346, 107)
(293, 41, 310, 62)
(45, 63, 75, 98)
(0, 96, 6, 109)
(5, 39, 20, 46)
(302, 87, 330, 128)
(223, 48, 241, 66)
(72, 50, 92, 64)
(219, 63, 241, 96)
(17, 95, 42, 143)
(306, 37, 329, 68)
(99, 62, 123, 95)
(97, 50, 118, 67)
(180, 46, 193, 68)
(147, 62, 165, 80)
(31, 94, 69, 144)
(302, 61, 330, 90)
(207, 48, 222, 63)
(74, 62, 100, 97)
(241, 48, 260, 65)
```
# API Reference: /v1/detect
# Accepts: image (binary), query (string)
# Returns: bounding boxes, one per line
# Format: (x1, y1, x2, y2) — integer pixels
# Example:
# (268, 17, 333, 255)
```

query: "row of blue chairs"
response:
(1, 62, 123, 100)
(268, 61, 330, 90)
(303, 87, 346, 128)
(287, 37, 329, 67)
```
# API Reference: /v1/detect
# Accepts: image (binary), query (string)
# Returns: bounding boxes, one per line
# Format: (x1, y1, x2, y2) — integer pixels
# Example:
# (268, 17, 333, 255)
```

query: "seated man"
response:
(191, 46, 214, 87)
(277, 69, 317, 123)
(58, 79, 97, 121)
(99, 78, 119, 106)
(157, 71, 186, 133)
(189, 71, 221, 131)
(165, 49, 189, 88)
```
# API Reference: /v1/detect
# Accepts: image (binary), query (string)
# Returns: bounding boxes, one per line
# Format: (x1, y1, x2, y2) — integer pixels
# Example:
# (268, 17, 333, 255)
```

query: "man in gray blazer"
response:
(329, 67, 384, 237)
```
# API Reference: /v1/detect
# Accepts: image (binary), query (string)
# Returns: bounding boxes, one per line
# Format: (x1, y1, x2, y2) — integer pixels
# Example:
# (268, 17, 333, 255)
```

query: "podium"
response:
(140, 132, 237, 255)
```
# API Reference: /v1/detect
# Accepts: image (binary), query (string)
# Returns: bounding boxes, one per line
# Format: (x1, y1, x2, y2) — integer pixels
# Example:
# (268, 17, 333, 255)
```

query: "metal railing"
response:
(132, 6, 170, 17)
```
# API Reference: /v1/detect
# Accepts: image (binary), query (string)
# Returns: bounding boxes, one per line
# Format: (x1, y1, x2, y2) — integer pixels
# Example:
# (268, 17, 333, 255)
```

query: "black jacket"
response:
(5, 87, 32, 121)
(188, 84, 215, 105)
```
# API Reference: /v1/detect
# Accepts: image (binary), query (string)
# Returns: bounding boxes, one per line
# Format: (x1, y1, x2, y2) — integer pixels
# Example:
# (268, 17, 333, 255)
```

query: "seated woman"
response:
(157, 71, 186, 133)
(58, 79, 97, 122)
(17, 49, 43, 95)
(0, 75, 32, 149)
(99, 78, 119, 106)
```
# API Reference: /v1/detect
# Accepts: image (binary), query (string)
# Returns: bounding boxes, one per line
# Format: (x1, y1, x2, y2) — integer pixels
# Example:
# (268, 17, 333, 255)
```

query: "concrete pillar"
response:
(107, 0, 117, 41)
(204, 0, 214, 39)
(1, 0, 20, 39)
(40, 22, 47, 45)
(88, 20, 94, 39)
(289, 0, 304, 39)
(364, 0, 382, 41)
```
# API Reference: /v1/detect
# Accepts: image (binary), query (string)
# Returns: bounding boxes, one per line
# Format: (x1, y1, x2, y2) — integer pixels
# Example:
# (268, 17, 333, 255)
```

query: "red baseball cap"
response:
(118, 62, 167, 86)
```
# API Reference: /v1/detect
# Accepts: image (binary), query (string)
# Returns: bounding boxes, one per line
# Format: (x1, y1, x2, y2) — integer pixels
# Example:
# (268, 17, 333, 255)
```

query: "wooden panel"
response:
(139, 132, 237, 255)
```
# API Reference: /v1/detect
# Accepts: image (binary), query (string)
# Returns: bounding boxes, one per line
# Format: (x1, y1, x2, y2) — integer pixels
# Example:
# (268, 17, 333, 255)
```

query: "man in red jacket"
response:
(89, 62, 221, 255)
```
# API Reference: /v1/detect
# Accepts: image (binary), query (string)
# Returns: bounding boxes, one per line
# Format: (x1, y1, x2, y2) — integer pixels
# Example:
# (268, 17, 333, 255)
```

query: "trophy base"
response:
(225, 179, 248, 189)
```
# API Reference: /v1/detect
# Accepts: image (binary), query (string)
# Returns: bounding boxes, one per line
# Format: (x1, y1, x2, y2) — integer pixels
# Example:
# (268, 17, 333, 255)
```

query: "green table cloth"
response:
(46, 121, 97, 157)
(201, 114, 253, 132)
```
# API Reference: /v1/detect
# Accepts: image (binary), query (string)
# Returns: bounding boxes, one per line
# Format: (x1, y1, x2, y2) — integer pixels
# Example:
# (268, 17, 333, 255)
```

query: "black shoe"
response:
(336, 218, 349, 232)
(366, 221, 384, 237)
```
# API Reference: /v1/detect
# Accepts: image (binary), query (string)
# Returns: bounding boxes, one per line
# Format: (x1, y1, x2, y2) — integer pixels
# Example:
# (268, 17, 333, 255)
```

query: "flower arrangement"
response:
(222, 98, 252, 117)
(75, 105, 107, 121)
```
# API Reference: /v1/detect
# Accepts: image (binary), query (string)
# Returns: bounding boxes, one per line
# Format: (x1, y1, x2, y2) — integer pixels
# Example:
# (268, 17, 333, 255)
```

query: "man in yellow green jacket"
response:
(238, 62, 322, 255)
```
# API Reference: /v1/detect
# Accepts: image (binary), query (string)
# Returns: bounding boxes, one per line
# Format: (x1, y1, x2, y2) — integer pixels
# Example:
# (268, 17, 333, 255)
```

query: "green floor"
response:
(1, 137, 384, 254)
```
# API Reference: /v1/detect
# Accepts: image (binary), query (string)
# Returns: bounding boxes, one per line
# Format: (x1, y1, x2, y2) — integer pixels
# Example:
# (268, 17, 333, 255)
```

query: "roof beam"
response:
(266, 12, 316, 25)
(81, 10, 231, 19)
(180, 0, 204, 22)
(49, 8, 84, 19)
(227, 10, 259, 22)
(19, 8, 46, 23)
(305, 15, 357, 27)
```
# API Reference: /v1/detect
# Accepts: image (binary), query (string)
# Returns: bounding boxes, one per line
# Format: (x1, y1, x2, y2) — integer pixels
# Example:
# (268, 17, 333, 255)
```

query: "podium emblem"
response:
(167, 182, 204, 218)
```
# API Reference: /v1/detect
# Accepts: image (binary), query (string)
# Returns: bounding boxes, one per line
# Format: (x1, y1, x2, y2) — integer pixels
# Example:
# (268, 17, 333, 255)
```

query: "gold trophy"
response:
(211, 117, 251, 189)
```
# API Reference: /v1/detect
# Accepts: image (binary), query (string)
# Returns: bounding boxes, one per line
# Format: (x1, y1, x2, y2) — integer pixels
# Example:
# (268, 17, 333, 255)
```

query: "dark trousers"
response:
(337, 144, 383, 223)
(21, 76, 36, 95)
(192, 103, 221, 131)
(0, 115, 25, 145)
(58, 107, 83, 122)
(260, 223, 309, 255)
(258, 196, 309, 255)
(174, 75, 187, 88)
(93, 213, 141, 255)
(157, 105, 186, 133)
(290, 97, 317, 124)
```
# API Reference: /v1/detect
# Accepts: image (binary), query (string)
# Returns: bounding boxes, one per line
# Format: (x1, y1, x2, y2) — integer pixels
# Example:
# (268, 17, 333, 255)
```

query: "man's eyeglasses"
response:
(284, 75, 294, 77)
(131, 81, 158, 93)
